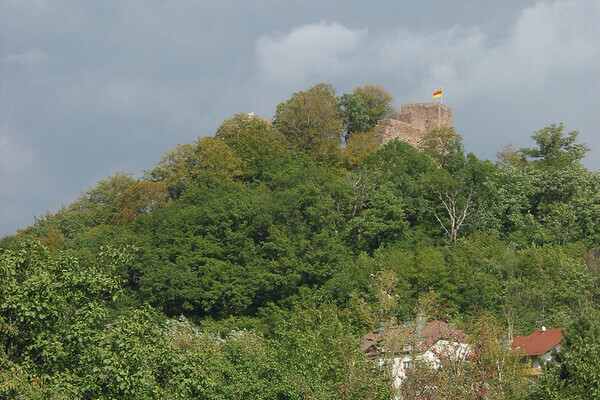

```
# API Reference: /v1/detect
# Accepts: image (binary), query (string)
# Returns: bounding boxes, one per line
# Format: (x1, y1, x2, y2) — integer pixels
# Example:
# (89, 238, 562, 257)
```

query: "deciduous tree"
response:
(216, 112, 287, 181)
(520, 123, 589, 167)
(338, 84, 395, 141)
(533, 317, 600, 399)
(114, 180, 171, 225)
(274, 83, 343, 162)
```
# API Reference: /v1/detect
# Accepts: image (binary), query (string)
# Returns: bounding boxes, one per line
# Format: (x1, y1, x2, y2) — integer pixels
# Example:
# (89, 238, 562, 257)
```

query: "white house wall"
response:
(382, 340, 471, 390)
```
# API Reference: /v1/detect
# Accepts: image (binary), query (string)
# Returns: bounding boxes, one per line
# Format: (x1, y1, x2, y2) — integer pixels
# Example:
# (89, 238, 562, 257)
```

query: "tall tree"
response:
(337, 92, 370, 139)
(215, 112, 287, 181)
(147, 137, 243, 198)
(338, 84, 395, 140)
(70, 171, 137, 226)
(517, 124, 600, 245)
(421, 126, 465, 173)
(533, 317, 600, 399)
(273, 83, 343, 162)
(353, 84, 395, 127)
(114, 180, 171, 225)
(520, 123, 589, 168)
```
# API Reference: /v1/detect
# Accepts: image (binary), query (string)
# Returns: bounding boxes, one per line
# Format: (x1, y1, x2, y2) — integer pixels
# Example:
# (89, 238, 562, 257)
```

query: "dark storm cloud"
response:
(1, 0, 599, 236)
(251, 1, 600, 163)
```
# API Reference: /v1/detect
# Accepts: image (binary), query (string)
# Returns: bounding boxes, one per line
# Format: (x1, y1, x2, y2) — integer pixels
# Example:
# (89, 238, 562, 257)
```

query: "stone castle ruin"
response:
(373, 102, 453, 148)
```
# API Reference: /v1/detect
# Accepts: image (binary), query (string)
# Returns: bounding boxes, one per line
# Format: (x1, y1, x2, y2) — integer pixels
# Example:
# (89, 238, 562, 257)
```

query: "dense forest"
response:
(2, 83, 600, 399)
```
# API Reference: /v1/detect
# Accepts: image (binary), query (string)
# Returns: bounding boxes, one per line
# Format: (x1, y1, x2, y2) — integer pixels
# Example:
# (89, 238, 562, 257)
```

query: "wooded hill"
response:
(2, 83, 599, 399)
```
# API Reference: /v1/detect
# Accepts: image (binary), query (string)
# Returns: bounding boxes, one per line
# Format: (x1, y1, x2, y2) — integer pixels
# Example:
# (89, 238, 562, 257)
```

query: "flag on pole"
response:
(432, 88, 442, 99)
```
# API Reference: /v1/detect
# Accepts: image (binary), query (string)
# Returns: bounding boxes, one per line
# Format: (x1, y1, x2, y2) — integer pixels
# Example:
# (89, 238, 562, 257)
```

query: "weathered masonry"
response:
(374, 102, 453, 148)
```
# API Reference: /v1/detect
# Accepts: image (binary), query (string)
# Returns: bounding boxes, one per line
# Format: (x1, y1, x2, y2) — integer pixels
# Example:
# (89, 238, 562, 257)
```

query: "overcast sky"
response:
(1, 0, 599, 237)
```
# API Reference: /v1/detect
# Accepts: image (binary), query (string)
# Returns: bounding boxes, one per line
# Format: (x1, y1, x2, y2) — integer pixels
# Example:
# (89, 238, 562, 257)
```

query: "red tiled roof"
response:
(418, 321, 455, 342)
(360, 332, 379, 352)
(512, 328, 563, 356)
(361, 321, 461, 354)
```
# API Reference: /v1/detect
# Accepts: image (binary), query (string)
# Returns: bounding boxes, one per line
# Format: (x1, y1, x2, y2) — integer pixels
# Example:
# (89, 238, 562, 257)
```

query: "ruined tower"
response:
(373, 102, 453, 148)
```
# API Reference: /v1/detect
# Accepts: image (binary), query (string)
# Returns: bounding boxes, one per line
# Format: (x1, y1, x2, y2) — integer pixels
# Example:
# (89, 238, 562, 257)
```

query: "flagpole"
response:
(440, 86, 443, 105)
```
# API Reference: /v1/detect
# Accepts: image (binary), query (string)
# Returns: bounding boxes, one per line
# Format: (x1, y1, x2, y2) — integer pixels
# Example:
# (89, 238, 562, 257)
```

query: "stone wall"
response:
(374, 102, 452, 148)
(373, 119, 424, 148)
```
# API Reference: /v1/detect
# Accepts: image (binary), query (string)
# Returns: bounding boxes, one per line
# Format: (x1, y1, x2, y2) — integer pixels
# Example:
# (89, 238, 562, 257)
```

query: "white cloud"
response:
(3, 48, 49, 65)
(252, 0, 600, 167)
(254, 0, 600, 102)
(256, 22, 367, 85)
(253, 21, 487, 96)
(2, 0, 600, 236)
(450, 0, 600, 99)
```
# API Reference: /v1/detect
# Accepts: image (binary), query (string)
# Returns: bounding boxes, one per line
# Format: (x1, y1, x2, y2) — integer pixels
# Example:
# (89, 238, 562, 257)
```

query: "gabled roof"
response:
(361, 331, 379, 352)
(512, 328, 563, 356)
(361, 321, 461, 354)
(418, 321, 457, 345)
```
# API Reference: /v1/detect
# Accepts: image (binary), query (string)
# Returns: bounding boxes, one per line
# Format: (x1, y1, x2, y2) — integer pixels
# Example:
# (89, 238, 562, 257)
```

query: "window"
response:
(403, 360, 413, 370)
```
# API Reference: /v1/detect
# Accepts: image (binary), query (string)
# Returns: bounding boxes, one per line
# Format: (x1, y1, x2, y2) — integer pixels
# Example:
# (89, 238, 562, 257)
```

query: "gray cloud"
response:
(252, 0, 600, 161)
(254, 1, 600, 98)
(256, 22, 367, 86)
(1, 0, 599, 236)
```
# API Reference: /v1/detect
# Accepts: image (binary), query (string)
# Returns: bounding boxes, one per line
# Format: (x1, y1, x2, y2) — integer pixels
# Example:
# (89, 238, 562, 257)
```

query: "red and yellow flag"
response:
(432, 88, 442, 99)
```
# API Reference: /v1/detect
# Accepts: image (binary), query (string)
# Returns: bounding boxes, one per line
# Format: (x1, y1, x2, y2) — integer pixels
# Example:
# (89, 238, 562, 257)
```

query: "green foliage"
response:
(347, 182, 409, 252)
(0, 241, 133, 396)
(131, 179, 272, 318)
(508, 245, 593, 333)
(338, 92, 371, 137)
(337, 84, 394, 141)
(475, 164, 534, 240)
(216, 112, 288, 181)
(353, 84, 395, 126)
(403, 316, 530, 400)
(1, 242, 387, 399)
(114, 180, 171, 225)
(420, 126, 465, 172)
(6, 82, 600, 398)
(146, 142, 197, 198)
(0, 234, 19, 250)
(147, 137, 243, 198)
(273, 299, 392, 399)
(71, 171, 137, 226)
(533, 317, 600, 399)
(520, 123, 589, 167)
(358, 140, 438, 244)
(131, 158, 358, 318)
(475, 124, 600, 247)
(274, 82, 343, 163)
(342, 130, 380, 167)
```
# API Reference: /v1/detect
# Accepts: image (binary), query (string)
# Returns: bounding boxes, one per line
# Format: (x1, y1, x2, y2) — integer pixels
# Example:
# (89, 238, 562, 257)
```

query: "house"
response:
(361, 319, 469, 389)
(512, 326, 563, 374)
